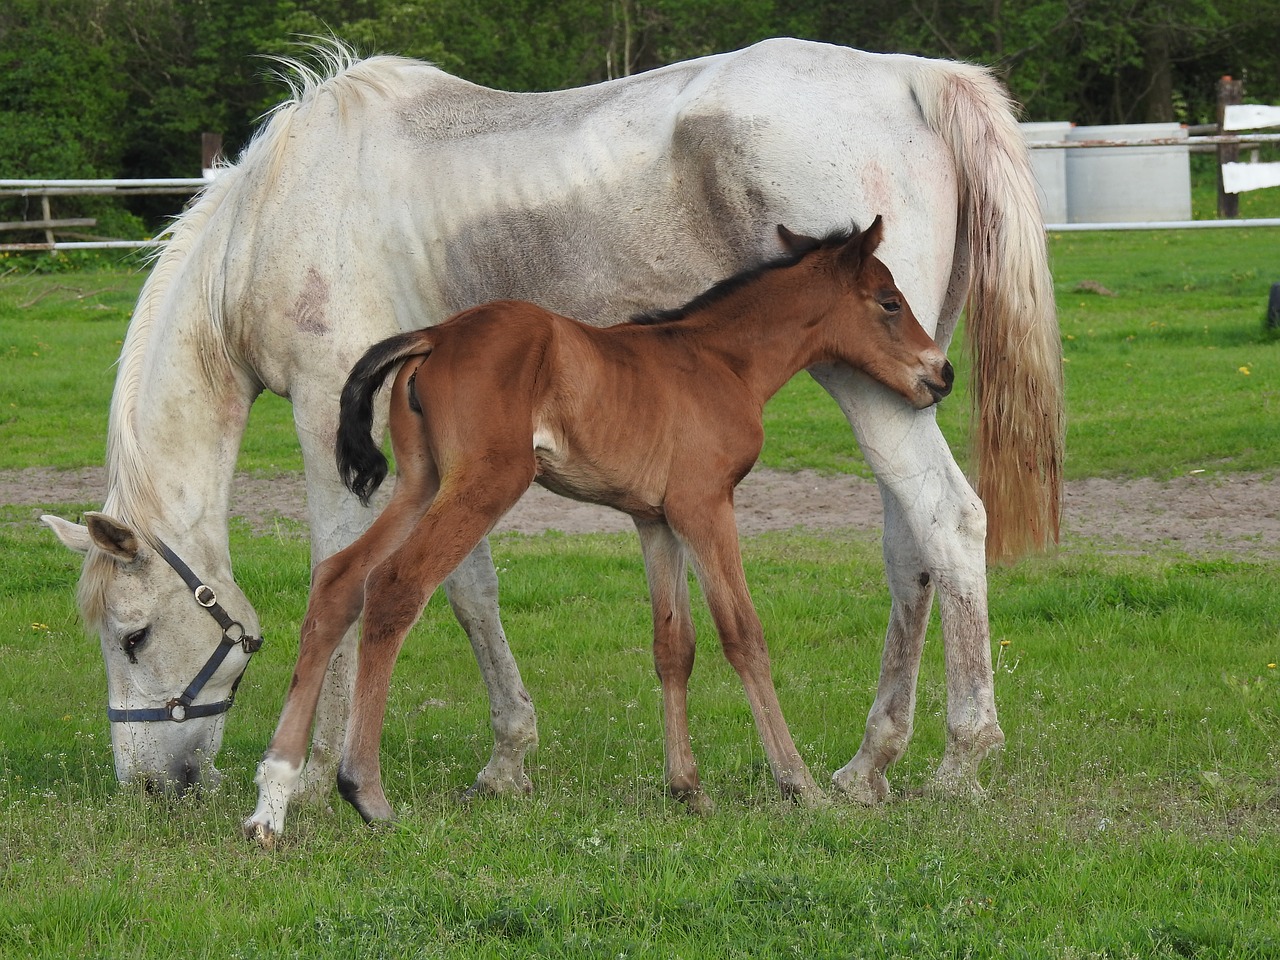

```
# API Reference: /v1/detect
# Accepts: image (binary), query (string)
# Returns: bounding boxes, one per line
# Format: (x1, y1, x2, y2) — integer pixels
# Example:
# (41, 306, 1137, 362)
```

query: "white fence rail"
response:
(4, 128, 1280, 252)
(0, 178, 210, 252)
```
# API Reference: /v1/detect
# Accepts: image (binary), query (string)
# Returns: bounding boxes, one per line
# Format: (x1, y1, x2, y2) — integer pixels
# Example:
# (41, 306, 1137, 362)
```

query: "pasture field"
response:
(2, 224, 1279, 959)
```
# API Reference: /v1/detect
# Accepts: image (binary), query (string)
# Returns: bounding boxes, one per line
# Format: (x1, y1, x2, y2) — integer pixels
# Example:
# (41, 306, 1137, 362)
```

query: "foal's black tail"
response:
(337, 329, 435, 506)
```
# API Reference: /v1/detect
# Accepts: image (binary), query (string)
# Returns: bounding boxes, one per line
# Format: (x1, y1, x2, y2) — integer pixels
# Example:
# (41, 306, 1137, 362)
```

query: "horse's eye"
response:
(880, 297, 902, 314)
(122, 629, 148, 664)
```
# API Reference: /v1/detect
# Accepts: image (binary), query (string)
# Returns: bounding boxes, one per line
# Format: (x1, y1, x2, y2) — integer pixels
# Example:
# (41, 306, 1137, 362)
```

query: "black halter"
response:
(106, 540, 264, 724)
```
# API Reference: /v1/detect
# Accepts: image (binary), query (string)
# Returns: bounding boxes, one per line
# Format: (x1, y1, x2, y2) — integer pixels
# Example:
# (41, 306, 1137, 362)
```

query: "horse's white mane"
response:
(84, 39, 411, 626)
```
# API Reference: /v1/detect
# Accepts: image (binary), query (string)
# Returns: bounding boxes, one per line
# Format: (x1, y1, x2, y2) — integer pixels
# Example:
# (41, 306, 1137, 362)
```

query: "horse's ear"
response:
(777, 224, 821, 254)
(42, 514, 93, 555)
(83, 512, 141, 563)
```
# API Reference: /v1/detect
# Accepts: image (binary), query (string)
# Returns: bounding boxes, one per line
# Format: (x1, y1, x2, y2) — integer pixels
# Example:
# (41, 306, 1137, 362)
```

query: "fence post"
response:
(1216, 76, 1244, 218)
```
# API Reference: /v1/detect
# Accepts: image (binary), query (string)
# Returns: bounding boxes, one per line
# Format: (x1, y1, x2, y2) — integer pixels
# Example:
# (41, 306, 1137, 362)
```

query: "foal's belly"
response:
(533, 437, 666, 524)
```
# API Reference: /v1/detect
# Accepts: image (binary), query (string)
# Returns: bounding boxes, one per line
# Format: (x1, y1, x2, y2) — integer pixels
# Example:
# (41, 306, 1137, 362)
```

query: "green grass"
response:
(1, 516, 1277, 959)
(2, 222, 1280, 957)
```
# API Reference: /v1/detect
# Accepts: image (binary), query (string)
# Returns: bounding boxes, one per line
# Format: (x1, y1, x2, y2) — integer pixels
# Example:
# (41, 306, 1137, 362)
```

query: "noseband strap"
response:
(106, 539, 264, 724)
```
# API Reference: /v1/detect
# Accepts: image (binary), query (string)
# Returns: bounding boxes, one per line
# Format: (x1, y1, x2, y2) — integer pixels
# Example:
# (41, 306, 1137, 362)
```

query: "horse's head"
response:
(42, 512, 261, 794)
(779, 216, 953, 409)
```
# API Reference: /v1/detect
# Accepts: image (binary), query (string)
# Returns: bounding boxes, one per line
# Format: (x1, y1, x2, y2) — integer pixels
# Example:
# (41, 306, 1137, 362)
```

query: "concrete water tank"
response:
(1019, 122, 1072, 225)
(1064, 122, 1191, 223)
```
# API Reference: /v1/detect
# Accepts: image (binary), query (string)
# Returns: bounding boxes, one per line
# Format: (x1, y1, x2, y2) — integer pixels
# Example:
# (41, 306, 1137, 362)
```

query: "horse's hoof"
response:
(778, 770, 826, 807)
(831, 767, 891, 805)
(462, 772, 533, 801)
(924, 772, 987, 801)
(242, 818, 278, 850)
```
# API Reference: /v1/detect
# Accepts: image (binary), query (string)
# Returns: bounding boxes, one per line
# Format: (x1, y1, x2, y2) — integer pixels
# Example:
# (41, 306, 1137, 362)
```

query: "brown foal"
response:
(249, 216, 953, 835)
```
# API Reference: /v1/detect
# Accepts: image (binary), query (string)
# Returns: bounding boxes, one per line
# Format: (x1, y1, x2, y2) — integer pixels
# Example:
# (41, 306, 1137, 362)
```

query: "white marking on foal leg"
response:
(243, 754, 304, 846)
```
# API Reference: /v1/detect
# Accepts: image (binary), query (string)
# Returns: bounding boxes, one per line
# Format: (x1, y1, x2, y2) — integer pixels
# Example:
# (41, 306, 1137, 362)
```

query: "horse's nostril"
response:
(942, 360, 955, 388)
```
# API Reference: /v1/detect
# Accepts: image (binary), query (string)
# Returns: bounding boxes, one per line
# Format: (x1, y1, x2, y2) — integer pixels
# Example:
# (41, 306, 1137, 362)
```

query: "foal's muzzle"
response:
(925, 360, 955, 404)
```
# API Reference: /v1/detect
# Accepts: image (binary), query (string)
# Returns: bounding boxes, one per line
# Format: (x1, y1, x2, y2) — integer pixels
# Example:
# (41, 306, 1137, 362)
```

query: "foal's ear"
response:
(839, 215, 884, 273)
(776, 224, 822, 254)
(859, 215, 885, 259)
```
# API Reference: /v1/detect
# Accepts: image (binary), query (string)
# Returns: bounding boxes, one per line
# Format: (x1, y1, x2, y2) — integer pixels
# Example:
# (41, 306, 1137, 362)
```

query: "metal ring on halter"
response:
(105, 538, 265, 725)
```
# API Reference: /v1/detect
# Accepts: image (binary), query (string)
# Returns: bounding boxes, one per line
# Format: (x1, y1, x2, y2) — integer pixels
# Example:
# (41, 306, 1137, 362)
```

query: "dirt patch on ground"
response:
(6, 466, 1276, 559)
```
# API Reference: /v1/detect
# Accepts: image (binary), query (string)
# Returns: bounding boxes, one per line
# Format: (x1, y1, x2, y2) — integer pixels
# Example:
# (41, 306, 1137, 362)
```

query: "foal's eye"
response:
(880, 297, 902, 314)
(122, 629, 148, 663)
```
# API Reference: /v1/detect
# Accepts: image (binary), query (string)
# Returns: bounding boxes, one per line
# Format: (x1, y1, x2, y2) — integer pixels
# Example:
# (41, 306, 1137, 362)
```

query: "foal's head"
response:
(781, 216, 953, 409)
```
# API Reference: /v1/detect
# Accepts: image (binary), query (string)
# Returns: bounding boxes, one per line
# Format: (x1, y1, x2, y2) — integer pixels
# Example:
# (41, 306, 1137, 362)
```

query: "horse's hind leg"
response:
(443, 538, 538, 799)
(635, 520, 711, 813)
(337, 463, 534, 825)
(669, 500, 822, 804)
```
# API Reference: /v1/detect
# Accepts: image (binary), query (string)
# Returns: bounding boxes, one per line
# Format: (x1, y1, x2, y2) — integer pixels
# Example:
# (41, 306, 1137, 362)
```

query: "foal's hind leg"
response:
(337, 464, 534, 824)
(243, 468, 437, 844)
(635, 520, 711, 813)
(669, 499, 822, 804)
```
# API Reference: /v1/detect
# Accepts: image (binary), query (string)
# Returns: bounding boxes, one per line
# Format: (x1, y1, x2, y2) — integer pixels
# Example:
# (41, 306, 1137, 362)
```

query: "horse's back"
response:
(210, 39, 988, 399)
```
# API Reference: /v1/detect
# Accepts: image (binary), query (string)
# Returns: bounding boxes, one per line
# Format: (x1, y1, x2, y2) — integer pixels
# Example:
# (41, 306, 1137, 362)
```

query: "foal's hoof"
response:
(670, 787, 716, 816)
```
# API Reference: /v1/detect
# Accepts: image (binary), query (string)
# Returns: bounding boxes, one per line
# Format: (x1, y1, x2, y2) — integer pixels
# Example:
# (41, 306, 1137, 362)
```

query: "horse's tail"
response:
(913, 62, 1065, 562)
(337, 329, 435, 506)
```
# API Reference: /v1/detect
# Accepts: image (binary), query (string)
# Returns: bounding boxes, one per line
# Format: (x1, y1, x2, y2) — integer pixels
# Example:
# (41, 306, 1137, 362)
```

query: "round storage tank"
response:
(1020, 121, 1072, 225)
(1065, 122, 1191, 223)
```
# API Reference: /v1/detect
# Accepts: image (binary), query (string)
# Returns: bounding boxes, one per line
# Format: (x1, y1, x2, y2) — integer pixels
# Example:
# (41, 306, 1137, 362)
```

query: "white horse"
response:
(41, 39, 1062, 832)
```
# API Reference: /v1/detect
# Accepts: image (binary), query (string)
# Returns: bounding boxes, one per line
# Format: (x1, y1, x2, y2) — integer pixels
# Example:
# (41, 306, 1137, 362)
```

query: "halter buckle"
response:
(194, 584, 217, 608)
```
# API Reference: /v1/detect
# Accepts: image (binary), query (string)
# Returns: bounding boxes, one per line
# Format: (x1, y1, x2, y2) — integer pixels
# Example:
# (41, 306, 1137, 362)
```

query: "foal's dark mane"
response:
(629, 224, 859, 326)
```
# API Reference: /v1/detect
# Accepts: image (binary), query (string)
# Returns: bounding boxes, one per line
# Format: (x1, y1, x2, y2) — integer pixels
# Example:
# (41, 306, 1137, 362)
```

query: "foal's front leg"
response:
(635, 520, 712, 813)
(670, 500, 822, 803)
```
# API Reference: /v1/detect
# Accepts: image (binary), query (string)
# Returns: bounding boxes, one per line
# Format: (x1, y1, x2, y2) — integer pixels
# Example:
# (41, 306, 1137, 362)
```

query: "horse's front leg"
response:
(812, 365, 1003, 802)
(635, 520, 711, 813)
